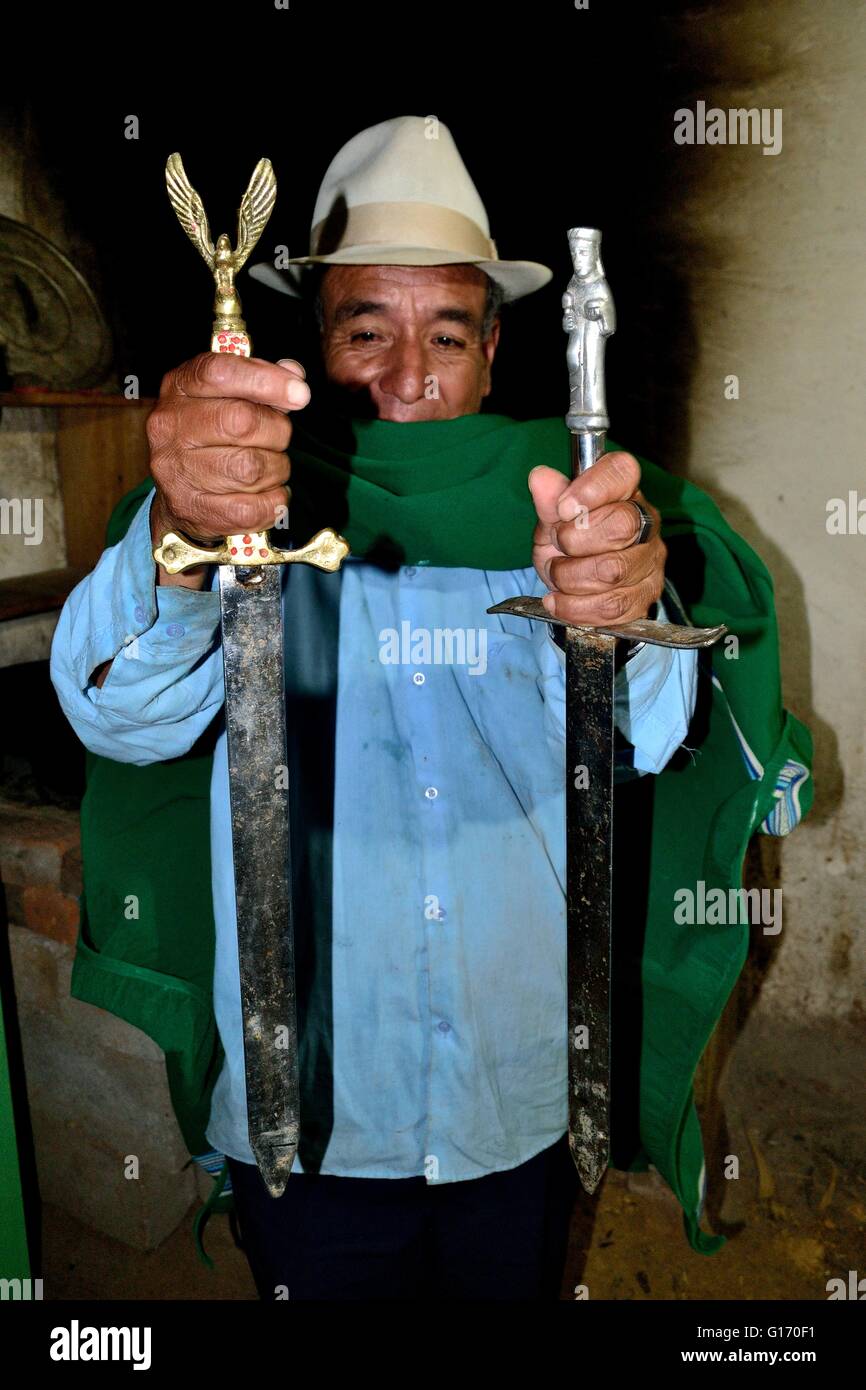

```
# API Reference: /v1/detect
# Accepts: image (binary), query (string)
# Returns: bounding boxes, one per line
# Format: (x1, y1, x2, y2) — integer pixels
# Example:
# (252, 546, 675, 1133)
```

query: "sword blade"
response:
(219, 564, 298, 1198)
(565, 625, 616, 1193)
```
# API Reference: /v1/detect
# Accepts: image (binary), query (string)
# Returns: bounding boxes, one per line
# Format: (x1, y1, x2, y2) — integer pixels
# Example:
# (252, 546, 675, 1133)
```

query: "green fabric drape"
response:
(0, 989, 31, 1282)
(69, 412, 813, 1253)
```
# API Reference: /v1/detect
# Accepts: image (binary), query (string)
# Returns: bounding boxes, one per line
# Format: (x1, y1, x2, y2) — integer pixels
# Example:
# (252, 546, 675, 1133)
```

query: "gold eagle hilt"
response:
(154, 154, 349, 578)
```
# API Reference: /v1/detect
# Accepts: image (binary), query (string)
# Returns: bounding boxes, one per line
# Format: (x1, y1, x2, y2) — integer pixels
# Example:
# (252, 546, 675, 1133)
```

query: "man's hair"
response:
(306, 265, 505, 340)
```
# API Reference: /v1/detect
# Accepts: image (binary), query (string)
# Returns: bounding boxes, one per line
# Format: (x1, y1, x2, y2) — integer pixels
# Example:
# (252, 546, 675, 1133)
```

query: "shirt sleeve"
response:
(50, 490, 225, 766)
(531, 586, 698, 776)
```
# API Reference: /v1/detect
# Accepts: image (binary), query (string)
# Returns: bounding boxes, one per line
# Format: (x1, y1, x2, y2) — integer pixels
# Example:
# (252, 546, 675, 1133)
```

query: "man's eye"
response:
(350, 331, 380, 343)
(434, 336, 464, 348)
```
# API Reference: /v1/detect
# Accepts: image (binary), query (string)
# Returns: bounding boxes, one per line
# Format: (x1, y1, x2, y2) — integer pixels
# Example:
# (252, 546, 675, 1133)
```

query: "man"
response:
(51, 116, 811, 1299)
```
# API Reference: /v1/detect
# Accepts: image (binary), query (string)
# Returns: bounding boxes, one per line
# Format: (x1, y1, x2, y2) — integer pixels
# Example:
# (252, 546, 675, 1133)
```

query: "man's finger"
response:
(171, 396, 293, 454)
(528, 464, 570, 522)
(174, 445, 291, 496)
(551, 493, 660, 557)
(542, 571, 665, 627)
(184, 485, 291, 539)
(546, 535, 665, 597)
(169, 352, 311, 413)
(551, 451, 641, 522)
(275, 358, 307, 380)
(528, 465, 571, 546)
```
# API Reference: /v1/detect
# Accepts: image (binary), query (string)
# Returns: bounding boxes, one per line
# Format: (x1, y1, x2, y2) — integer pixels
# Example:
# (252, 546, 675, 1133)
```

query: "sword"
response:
(153, 154, 349, 1198)
(488, 227, 725, 1193)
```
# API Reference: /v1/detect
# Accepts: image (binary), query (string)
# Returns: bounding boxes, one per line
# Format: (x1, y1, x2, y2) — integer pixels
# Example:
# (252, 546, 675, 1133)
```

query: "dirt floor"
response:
(569, 1012, 866, 1301)
(41, 1013, 865, 1302)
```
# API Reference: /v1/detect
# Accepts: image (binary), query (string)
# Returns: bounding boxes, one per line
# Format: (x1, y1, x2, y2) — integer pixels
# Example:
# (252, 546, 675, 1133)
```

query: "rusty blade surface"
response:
(219, 564, 298, 1198)
(564, 625, 616, 1193)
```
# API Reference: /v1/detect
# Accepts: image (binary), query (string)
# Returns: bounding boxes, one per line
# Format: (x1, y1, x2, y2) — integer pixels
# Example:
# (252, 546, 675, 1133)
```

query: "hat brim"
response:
(249, 247, 552, 304)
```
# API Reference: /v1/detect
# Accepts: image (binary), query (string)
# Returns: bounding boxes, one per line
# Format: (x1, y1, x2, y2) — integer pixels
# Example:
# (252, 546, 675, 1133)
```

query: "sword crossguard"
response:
(154, 526, 350, 575)
(155, 153, 351, 584)
(486, 596, 726, 649)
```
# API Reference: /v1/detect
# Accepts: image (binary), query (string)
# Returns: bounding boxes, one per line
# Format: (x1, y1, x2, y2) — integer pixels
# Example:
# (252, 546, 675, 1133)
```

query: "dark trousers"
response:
(227, 1135, 579, 1301)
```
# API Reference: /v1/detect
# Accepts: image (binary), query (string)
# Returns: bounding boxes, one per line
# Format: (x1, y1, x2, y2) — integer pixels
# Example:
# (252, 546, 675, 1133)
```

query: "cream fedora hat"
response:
(249, 115, 552, 304)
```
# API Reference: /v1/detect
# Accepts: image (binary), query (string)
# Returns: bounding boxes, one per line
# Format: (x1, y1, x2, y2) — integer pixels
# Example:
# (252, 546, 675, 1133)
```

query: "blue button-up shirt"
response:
(51, 488, 697, 1182)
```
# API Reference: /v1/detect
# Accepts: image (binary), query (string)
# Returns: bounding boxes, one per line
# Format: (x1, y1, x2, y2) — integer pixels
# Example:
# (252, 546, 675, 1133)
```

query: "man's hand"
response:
(146, 352, 310, 589)
(529, 452, 666, 625)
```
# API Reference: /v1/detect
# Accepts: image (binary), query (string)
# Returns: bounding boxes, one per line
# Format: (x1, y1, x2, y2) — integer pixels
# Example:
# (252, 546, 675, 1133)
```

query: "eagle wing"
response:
(234, 157, 277, 271)
(165, 153, 215, 270)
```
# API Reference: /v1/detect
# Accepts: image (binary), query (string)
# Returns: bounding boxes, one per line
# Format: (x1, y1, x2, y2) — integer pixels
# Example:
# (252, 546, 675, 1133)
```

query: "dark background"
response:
(3, 0, 710, 809)
(22, 0, 701, 461)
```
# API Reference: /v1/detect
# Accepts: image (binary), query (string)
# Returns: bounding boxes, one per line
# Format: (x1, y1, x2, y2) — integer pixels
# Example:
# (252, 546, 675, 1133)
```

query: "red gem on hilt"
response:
(243, 547, 254, 556)
(218, 334, 227, 342)
(242, 535, 252, 544)
(230, 547, 238, 556)
(259, 548, 268, 557)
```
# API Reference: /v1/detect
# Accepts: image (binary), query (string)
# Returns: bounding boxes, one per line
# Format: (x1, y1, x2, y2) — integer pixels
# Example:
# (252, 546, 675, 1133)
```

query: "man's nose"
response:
(377, 337, 430, 403)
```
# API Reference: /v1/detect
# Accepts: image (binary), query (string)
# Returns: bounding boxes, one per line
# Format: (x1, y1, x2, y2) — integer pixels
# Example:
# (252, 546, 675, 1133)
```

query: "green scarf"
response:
(72, 412, 813, 1257)
(288, 410, 560, 568)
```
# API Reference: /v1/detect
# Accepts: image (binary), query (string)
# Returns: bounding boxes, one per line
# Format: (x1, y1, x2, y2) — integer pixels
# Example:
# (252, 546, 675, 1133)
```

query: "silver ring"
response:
(629, 500, 654, 546)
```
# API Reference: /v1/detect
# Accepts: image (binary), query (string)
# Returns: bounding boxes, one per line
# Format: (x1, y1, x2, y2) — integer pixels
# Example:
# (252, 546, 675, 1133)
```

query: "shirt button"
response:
(404, 567, 416, 578)
(424, 786, 438, 800)
(437, 1020, 451, 1034)
(133, 604, 147, 623)
(165, 623, 186, 638)
(413, 672, 425, 685)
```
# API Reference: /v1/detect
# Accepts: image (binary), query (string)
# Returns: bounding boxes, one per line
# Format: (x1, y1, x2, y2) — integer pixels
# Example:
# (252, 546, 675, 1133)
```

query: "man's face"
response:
(317, 263, 500, 421)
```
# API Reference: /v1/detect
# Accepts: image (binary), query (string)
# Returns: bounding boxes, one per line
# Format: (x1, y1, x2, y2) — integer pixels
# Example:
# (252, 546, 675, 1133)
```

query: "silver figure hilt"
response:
(487, 226, 725, 653)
